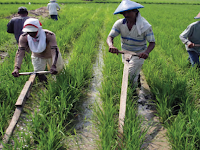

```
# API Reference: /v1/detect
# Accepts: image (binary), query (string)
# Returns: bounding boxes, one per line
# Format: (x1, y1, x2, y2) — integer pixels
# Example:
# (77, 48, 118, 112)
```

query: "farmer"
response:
(107, 0, 155, 85)
(7, 7, 29, 43)
(179, 12, 200, 67)
(12, 18, 64, 82)
(47, 0, 60, 21)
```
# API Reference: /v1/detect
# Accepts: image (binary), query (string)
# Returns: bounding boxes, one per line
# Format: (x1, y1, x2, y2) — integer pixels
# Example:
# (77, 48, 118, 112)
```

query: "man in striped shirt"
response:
(107, 0, 155, 84)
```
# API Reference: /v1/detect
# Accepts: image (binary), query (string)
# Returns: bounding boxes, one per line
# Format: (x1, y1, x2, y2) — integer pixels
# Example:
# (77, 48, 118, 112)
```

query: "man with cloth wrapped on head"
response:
(179, 12, 200, 67)
(107, 0, 155, 85)
(12, 18, 64, 82)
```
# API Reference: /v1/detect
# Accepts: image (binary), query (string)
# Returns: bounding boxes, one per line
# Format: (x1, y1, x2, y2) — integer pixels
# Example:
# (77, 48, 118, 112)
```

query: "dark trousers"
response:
(188, 51, 199, 67)
(50, 15, 58, 20)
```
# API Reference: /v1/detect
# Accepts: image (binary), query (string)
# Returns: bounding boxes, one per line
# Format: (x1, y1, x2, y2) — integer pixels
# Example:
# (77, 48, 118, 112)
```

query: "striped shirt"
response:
(109, 18, 155, 52)
(47, 2, 60, 15)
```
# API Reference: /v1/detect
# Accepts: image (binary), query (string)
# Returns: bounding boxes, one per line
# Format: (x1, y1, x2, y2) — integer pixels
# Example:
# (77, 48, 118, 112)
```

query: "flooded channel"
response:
(68, 43, 104, 149)
(138, 74, 170, 150)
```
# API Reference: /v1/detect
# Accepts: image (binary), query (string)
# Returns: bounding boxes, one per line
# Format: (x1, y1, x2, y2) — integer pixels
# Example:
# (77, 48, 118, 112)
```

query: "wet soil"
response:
(138, 74, 170, 150)
(67, 43, 104, 150)
(2, 6, 171, 149)
(6, 7, 49, 19)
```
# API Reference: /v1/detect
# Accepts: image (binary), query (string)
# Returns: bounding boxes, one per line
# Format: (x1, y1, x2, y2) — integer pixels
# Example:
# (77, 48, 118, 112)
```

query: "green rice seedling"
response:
(167, 113, 198, 150)
(1, 0, 200, 5)
(0, 45, 32, 139)
(94, 100, 119, 149)
(137, 0, 200, 4)
(0, 0, 122, 4)
(122, 86, 148, 150)
(3, 3, 108, 149)
(141, 3, 200, 149)
(3, 131, 33, 150)
(0, 19, 12, 45)
(2, 2, 200, 149)
(93, 3, 150, 149)
(166, 97, 200, 149)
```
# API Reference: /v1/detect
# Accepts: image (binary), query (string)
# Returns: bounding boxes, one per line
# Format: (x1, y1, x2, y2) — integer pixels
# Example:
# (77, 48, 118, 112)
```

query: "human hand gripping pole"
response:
(187, 43, 200, 48)
(12, 67, 20, 77)
(12, 70, 51, 77)
(109, 47, 150, 60)
(109, 46, 138, 56)
(108, 45, 150, 59)
(50, 64, 58, 75)
(18, 71, 51, 76)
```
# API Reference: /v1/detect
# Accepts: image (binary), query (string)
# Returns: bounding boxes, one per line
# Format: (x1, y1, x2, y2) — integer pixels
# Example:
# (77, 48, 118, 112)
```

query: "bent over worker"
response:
(12, 18, 64, 82)
(179, 12, 200, 67)
(7, 7, 29, 43)
(107, 0, 155, 85)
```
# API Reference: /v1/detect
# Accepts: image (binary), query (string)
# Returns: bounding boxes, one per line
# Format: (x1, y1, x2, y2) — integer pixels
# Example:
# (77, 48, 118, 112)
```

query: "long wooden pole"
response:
(0, 74, 36, 149)
(118, 60, 129, 136)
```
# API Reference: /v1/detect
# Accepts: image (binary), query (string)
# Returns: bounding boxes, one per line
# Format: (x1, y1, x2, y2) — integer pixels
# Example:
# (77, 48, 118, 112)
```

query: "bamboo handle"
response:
(19, 71, 51, 76)
(118, 50, 138, 56)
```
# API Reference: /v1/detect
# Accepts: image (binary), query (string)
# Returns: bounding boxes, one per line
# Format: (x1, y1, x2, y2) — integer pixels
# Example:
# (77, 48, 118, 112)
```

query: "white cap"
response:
(22, 18, 41, 32)
(22, 25, 38, 32)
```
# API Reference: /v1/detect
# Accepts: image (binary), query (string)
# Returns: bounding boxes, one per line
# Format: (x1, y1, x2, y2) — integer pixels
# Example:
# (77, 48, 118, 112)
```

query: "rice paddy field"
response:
(1, 0, 200, 149)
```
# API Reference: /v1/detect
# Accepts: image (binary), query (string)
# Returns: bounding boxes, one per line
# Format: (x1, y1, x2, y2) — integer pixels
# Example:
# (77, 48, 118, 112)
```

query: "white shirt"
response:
(179, 21, 200, 54)
(47, 2, 60, 15)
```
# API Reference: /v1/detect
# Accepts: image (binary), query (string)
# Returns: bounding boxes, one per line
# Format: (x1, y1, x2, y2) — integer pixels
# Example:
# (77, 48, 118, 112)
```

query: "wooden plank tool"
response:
(0, 71, 50, 148)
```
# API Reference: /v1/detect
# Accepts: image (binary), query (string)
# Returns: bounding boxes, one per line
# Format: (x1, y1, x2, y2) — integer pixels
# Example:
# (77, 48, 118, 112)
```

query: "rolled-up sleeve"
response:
(179, 24, 193, 45)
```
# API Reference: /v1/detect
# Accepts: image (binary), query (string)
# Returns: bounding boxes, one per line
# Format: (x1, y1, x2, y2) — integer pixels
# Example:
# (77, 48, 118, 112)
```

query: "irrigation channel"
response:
(0, 4, 172, 150)
(0, 45, 170, 149)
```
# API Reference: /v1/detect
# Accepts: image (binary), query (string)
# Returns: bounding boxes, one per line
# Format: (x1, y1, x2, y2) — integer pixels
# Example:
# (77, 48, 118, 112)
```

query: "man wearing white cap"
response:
(107, 0, 155, 84)
(12, 18, 64, 82)
(179, 12, 200, 67)
(47, 0, 60, 20)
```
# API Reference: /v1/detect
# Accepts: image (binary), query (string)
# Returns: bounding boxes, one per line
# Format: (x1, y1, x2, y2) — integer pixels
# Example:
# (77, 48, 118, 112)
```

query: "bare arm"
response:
(138, 42, 155, 59)
(50, 47, 59, 74)
(106, 36, 119, 54)
(12, 49, 25, 77)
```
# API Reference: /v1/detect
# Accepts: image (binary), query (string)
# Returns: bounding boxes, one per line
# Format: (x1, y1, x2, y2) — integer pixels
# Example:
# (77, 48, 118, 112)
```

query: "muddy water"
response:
(137, 79, 170, 150)
(68, 43, 104, 150)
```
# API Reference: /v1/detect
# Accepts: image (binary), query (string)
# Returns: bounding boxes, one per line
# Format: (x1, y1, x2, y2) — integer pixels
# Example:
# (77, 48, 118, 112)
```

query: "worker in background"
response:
(7, 7, 29, 43)
(12, 18, 64, 83)
(106, 0, 155, 85)
(179, 12, 200, 67)
(47, 0, 60, 21)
